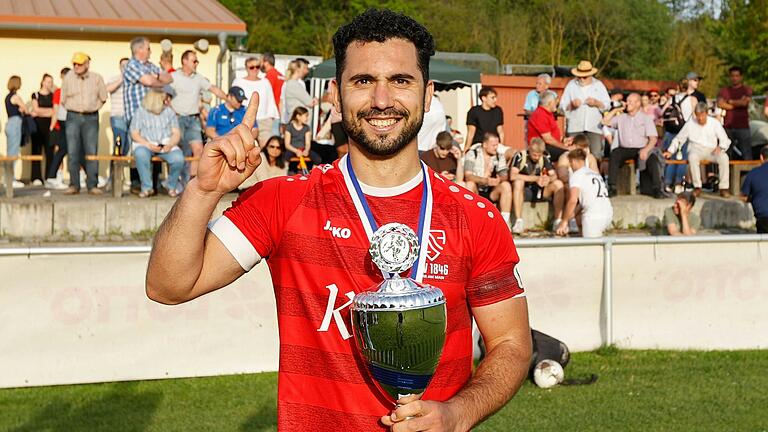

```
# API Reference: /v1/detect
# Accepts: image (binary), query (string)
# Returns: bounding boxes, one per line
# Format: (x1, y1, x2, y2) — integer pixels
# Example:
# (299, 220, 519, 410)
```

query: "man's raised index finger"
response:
(242, 92, 260, 130)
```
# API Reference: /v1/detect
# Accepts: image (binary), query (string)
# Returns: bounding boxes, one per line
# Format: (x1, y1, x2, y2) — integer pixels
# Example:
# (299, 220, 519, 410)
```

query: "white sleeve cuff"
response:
(208, 216, 262, 271)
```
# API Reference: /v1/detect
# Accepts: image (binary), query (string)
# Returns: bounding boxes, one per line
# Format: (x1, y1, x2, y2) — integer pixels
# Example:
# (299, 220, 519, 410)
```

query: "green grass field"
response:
(2, 349, 767, 431)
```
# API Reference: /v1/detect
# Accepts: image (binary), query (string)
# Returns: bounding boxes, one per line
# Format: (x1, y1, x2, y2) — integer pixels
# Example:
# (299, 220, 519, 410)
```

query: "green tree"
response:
(711, 0, 768, 94)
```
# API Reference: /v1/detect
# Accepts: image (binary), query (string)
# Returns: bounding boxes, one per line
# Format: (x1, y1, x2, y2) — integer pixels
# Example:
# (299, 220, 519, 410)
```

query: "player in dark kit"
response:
(146, 9, 531, 431)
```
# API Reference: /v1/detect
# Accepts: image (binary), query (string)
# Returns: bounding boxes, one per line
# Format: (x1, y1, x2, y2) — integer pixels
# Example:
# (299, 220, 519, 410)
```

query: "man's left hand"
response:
(713, 146, 721, 155)
(380, 395, 464, 432)
(639, 148, 650, 161)
(585, 97, 601, 108)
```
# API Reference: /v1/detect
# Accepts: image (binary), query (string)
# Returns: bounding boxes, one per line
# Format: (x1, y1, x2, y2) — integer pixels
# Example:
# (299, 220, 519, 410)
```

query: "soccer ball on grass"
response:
(533, 359, 564, 388)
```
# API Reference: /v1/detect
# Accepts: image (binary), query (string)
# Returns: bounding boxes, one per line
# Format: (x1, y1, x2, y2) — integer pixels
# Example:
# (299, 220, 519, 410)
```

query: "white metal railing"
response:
(1, 234, 766, 346)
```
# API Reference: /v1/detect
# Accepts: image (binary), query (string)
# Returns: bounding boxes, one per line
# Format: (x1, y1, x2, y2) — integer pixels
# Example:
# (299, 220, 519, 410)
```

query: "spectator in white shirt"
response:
(417, 95, 447, 152)
(664, 102, 732, 198)
(556, 148, 613, 237)
(232, 57, 279, 147)
(559, 60, 610, 157)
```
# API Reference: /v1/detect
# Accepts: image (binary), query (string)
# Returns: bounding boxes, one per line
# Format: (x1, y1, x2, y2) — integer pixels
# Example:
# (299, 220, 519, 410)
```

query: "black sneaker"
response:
(608, 188, 618, 198)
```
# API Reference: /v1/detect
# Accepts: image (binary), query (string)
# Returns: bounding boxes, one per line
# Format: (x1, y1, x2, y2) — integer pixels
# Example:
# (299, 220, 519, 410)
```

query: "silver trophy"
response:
(351, 223, 447, 404)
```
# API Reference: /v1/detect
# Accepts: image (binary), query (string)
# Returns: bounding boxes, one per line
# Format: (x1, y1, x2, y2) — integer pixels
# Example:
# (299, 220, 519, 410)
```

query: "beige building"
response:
(0, 0, 246, 179)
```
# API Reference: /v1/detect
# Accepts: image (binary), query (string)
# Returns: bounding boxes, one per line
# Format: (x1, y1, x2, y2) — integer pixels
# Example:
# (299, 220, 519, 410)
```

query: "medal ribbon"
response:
(341, 154, 433, 282)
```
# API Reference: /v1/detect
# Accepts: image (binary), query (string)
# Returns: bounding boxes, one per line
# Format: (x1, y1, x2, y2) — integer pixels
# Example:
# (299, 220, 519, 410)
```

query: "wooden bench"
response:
(85, 155, 200, 198)
(620, 159, 760, 196)
(0, 155, 44, 198)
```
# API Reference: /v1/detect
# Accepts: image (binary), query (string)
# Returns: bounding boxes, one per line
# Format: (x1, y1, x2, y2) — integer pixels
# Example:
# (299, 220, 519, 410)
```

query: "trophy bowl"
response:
(351, 279, 447, 403)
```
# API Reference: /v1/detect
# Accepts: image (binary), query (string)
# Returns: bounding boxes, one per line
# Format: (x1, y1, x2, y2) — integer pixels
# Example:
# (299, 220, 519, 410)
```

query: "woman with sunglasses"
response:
(251, 135, 288, 185)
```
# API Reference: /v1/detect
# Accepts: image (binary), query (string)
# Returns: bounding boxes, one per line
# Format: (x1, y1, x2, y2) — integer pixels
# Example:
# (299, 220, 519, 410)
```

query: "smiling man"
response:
(145, 9, 531, 431)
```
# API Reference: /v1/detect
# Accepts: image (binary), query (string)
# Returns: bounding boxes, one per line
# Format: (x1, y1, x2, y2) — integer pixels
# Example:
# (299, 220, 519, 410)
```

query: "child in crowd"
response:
(283, 106, 320, 173)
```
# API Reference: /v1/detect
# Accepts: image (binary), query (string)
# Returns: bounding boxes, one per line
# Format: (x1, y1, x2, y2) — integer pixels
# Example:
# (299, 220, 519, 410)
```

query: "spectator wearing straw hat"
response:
(559, 60, 610, 157)
(60, 51, 107, 195)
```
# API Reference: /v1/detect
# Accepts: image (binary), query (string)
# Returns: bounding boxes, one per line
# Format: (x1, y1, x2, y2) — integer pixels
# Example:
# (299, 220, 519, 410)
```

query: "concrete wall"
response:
(1, 238, 766, 388)
(0, 33, 226, 179)
(0, 194, 755, 239)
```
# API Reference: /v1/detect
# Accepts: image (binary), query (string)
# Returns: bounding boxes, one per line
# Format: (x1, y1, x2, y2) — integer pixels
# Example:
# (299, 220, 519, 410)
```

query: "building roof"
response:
(0, 0, 247, 37)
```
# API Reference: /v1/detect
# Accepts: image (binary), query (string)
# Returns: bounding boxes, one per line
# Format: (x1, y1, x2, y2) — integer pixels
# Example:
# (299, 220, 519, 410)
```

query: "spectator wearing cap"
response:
(170, 50, 227, 178)
(717, 66, 753, 160)
(664, 102, 731, 198)
(281, 58, 317, 126)
(664, 192, 699, 236)
(523, 73, 557, 116)
(205, 86, 253, 138)
(60, 51, 107, 195)
(740, 146, 768, 233)
(684, 72, 707, 105)
(560, 60, 610, 157)
(130, 89, 183, 198)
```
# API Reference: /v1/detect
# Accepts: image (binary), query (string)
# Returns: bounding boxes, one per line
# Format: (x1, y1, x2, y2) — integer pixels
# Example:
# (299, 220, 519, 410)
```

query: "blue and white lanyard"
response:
(340, 154, 433, 282)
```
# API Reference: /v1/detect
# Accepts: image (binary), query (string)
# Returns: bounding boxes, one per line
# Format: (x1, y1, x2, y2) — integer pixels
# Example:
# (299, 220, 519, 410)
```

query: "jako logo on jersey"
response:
(323, 220, 352, 239)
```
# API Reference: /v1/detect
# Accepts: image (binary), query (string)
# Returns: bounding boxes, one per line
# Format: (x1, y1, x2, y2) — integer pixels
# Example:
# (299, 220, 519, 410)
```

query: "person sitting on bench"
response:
(130, 88, 183, 198)
(664, 102, 732, 198)
(603, 93, 662, 198)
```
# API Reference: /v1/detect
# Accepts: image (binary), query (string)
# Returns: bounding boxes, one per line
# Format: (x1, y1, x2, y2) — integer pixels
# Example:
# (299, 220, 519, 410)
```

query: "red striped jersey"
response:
(209, 156, 524, 431)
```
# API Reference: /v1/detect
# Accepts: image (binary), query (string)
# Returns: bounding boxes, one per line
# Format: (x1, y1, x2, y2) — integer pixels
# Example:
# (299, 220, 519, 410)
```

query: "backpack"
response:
(662, 94, 689, 134)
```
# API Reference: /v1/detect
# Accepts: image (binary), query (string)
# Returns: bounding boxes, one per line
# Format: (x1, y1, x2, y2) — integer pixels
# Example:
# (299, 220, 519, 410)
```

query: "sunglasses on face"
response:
(248, 65, 259, 70)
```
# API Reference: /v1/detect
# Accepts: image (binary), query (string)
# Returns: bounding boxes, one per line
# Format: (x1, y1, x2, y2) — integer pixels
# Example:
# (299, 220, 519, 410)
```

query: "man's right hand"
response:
(487, 177, 500, 187)
(571, 98, 582, 109)
(663, 151, 672, 159)
(196, 92, 262, 195)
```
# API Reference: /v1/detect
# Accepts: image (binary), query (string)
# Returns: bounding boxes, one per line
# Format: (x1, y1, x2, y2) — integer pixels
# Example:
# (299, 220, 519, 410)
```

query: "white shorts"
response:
(582, 214, 613, 238)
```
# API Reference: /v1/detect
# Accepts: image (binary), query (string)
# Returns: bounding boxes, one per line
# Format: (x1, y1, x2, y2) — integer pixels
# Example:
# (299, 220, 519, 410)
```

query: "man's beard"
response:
(340, 99, 423, 157)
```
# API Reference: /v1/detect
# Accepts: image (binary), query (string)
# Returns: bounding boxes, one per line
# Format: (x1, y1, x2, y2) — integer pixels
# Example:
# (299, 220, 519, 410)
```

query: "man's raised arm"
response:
(146, 93, 261, 304)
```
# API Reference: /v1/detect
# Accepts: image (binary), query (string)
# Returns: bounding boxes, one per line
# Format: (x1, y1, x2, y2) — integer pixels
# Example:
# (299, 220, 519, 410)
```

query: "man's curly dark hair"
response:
(332, 9, 435, 84)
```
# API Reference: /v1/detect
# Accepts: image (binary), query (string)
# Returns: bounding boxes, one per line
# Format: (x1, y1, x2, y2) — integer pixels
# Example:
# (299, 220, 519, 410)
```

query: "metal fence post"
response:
(603, 239, 613, 346)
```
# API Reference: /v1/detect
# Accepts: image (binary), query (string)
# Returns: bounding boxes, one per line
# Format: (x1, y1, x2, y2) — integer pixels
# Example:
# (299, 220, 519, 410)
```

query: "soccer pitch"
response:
(1, 349, 766, 431)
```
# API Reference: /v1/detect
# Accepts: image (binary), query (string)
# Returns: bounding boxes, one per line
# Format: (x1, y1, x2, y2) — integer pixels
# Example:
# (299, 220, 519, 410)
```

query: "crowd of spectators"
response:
(415, 61, 767, 236)
(2, 38, 321, 197)
(3, 49, 768, 235)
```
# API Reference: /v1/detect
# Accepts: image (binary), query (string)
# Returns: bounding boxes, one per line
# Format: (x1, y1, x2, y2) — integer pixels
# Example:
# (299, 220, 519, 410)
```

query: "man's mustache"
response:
(356, 108, 409, 120)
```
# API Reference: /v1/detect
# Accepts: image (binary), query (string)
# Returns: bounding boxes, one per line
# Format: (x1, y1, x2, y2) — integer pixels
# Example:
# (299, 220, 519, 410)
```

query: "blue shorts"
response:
(178, 115, 203, 155)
